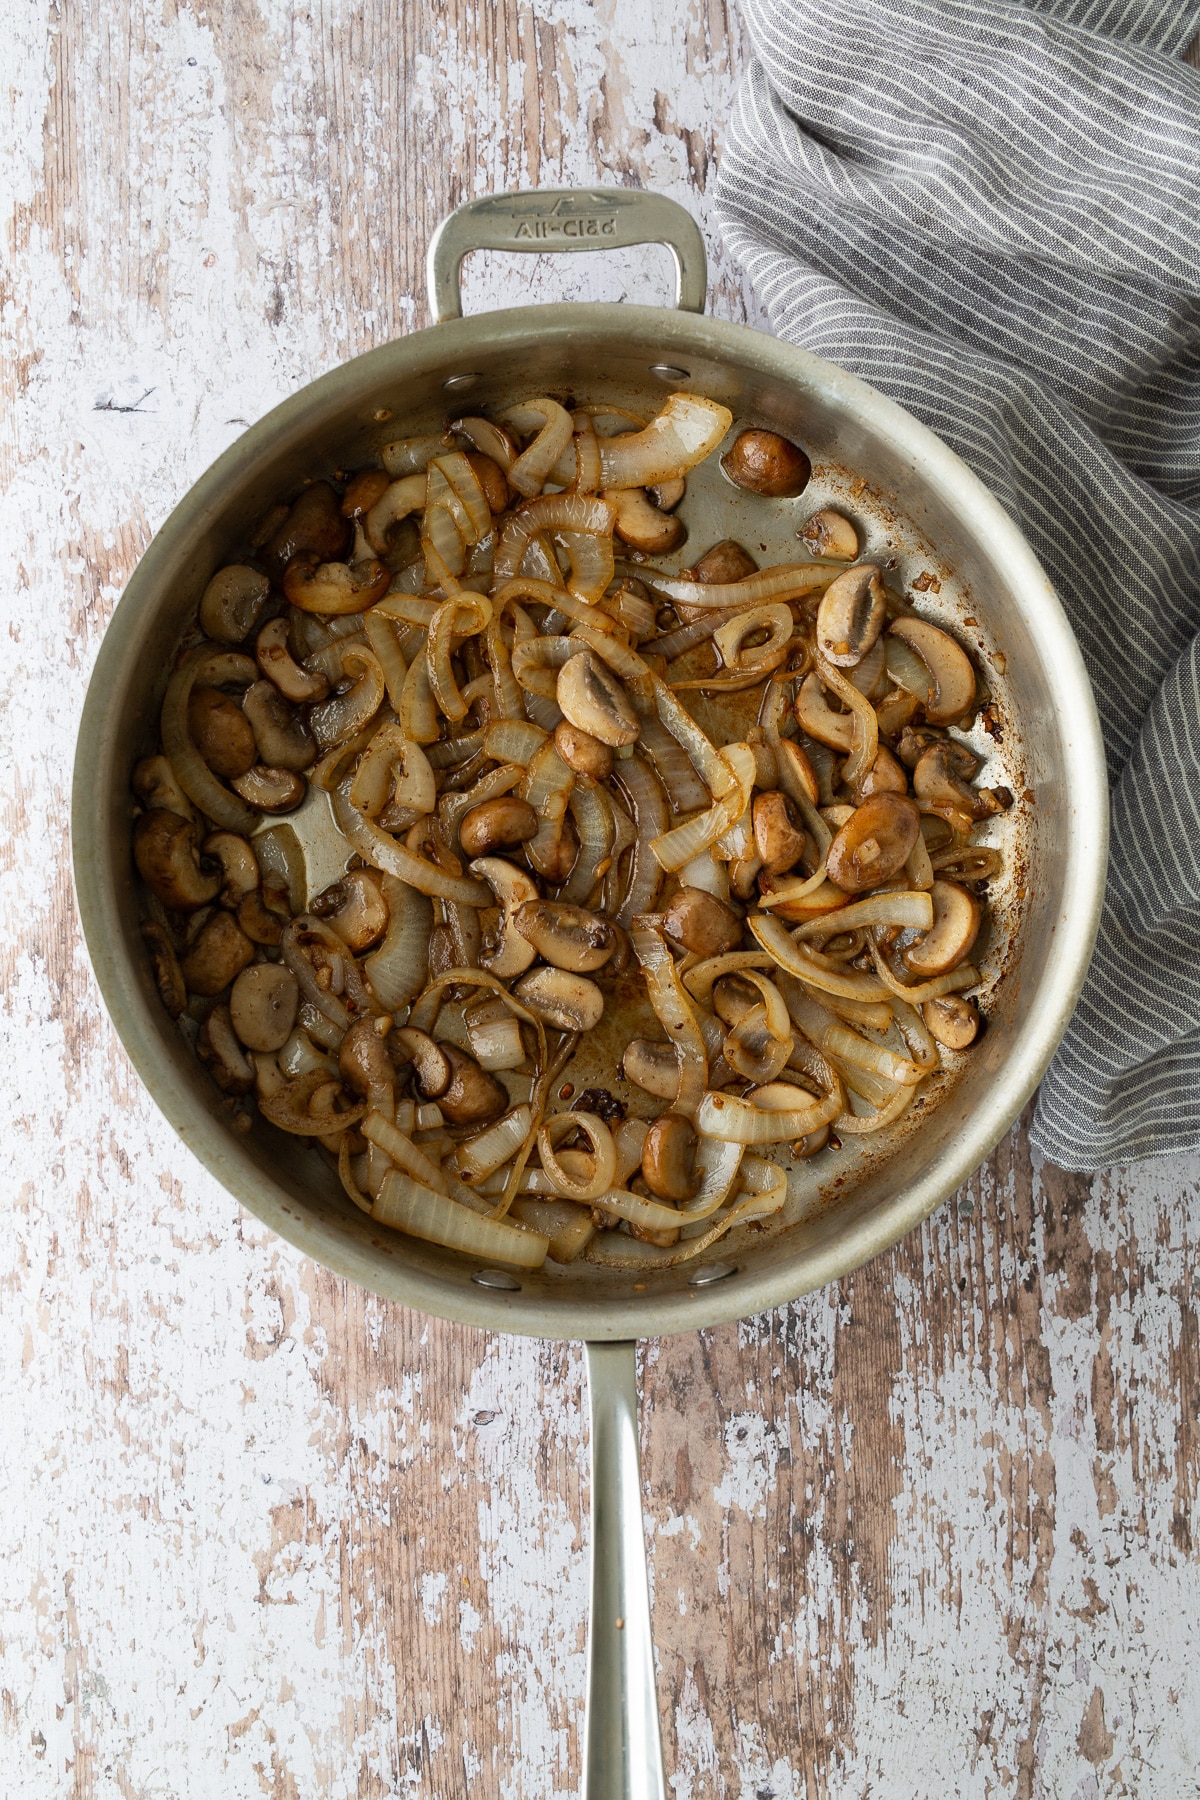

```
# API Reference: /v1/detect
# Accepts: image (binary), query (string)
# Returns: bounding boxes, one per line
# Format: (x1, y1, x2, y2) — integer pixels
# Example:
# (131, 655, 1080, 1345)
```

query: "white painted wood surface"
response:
(3, 2, 1199, 1794)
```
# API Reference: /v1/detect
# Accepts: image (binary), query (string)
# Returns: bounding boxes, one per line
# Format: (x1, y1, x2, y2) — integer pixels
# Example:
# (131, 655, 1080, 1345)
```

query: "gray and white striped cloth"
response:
(714, 0, 1200, 1170)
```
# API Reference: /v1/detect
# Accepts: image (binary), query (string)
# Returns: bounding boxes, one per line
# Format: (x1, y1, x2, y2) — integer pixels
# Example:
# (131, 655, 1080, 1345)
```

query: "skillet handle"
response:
(582, 1340, 667, 1800)
(427, 187, 707, 322)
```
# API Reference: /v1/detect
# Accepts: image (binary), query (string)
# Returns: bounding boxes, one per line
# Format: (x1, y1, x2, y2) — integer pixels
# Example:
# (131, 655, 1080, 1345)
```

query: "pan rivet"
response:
(688, 1261, 737, 1287)
(472, 1267, 521, 1291)
(443, 372, 482, 394)
(649, 363, 689, 381)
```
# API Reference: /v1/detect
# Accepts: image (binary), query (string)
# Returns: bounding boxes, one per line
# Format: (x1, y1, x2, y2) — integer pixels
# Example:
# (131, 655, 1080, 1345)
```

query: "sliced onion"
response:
(255, 823, 305, 913)
(432, 451, 492, 543)
(678, 848, 732, 901)
(651, 742, 755, 872)
(642, 562, 837, 612)
(493, 575, 621, 638)
(635, 714, 711, 813)
(683, 949, 775, 1008)
(454, 1106, 533, 1181)
(398, 641, 440, 745)
(886, 633, 934, 700)
(160, 647, 259, 833)
(309, 647, 385, 750)
(588, 1188, 685, 1233)
(653, 677, 737, 797)
(612, 756, 668, 924)
(363, 876, 434, 1011)
(281, 920, 352, 1030)
(695, 1083, 837, 1144)
(537, 1112, 617, 1202)
(450, 416, 516, 471)
(518, 738, 576, 877)
(784, 984, 926, 1086)
(892, 998, 940, 1071)
(364, 1109, 452, 1194)
(868, 943, 981, 1005)
(362, 608, 410, 709)
(501, 398, 575, 497)
(333, 782, 489, 904)
(793, 890, 933, 940)
(374, 1169, 548, 1267)
(582, 1156, 785, 1270)
(562, 781, 615, 904)
(834, 1078, 917, 1135)
(597, 394, 732, 488)
(631, 924, 708, 1117)
(748, 911, 893, 1001)
(572, 413, 602, 493)
(483, 718, 547, 765)
(260, 1069, 365, 1136)
(338, 1138, 374, 1215)
(713, 604, 794, 673)
(815, 652, 878, 791)
(381, 434, 451, 477)
(683, 1136, 744, 1220)
(426, 592, 492, 722)
(494, 495, 616, 603)
(375, 592, 439, 627)
(512, 634, 575, 699)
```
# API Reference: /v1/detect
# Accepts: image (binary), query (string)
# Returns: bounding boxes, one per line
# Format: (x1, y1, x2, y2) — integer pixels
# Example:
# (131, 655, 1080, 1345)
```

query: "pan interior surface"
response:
(73, 302, 1106, 1340)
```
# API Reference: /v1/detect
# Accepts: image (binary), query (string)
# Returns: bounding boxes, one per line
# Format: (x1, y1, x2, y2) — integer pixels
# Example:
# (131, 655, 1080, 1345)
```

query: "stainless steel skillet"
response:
(72, 187, 1107, 1797)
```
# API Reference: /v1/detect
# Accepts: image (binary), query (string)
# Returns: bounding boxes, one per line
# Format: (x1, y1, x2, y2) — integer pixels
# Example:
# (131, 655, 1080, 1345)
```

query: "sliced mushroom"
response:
(139, 920, 186, 1017)
(230, 766, 306, 813)
(888, 618, 976, 724)
(459, 796, 539, 858)
(690, 539, 758, 585)
(858, 745, 909, 799)
(187, 686, 257, 780)
(263, 481, 350, 580)
(255, 616, 331, 704)
(237, 887, 286, 947)
(800, 509, 858, 561)
(470, 857, 541, 978)
(132, 754, 197, 823)
(662, 886, 744, 957)
(283, 553, 390, 616)
(606, 487, 685, 554)
(338, 1014, 396, 1097)
(556, 651, 640, 748)
(826, 792, 921, 893)
(391, 1026, 451, 1099)
(513, 900, 618, 973)
(794, 673, 853, 752)
(553, 720, 613, 779)
(229, 963, 300, 1052)
(242, 680, 316, 772)
(340, 469, 391, 518)
(913, 742, 980, 834)
(621, 1039, 679, 1101)
(896, 724, 951, 771)
(922, 994, 980, 1050)
(202, 831, 259, 907)
(197, 1002, 254, 1094)
(311, 869, 390, 953)
(514, 966, 605, 1032)
(776, 738, 820, 806)
(648, 476, 686, 512)
(199, 564, 270, 644)
(437, 1044, 508, 1126)
(903, 879, 980, 977)
(180, 910, 256, 996)
(752, 791, 808, 876)
(641, 1112, 698, 1202)
(133, 810, 221, 911)
(721, 428, 811, 498)
(816, 564, 887, 668)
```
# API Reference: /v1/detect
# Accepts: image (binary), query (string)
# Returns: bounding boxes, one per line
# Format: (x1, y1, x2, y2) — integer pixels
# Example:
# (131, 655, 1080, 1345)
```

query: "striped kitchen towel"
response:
(715, 0, 1200, 1170)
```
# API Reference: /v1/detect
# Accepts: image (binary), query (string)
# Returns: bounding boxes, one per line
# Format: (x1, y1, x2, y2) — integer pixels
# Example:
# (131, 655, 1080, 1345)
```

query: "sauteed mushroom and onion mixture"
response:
(131, 393, 1017, 1273)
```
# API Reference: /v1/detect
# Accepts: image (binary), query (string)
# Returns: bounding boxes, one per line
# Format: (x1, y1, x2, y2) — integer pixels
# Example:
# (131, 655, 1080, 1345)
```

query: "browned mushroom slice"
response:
(230, 766, 306, 813)
(554, 720, 613, 779)
(391, 1027, 451, 1100)
(903, 879, 980, 977)
(662, 886, 743, 957)
(721, 428, 811, 498)
(858, 745, 909, 799)
(816, 564, 887, 667)
(202, 831, 259, 907)
(648, 476, 686, 512)
(642, 1113, 699, 1202)
(282, 552, 389, 616)
(340, 469, 391, 518)
(888, 618, 976, 724)
(459, 796, 539, 858)
(197, 1002, 254, 1093)
(229, 963, 300, 1052)
(826, 793, 921, 893)
(513, 901, 618, 973)
(140, 920, 187, 1017)
(799, 509, 858, 561)
(311, 869, 390, 953)
(913, 741, 981, 834)
(237, 887, 286, 947)
(132, 754, 197, 822)
(133, 810, 221, 911)
(513, 966, 605, 1032)
(794, 673, 853, 752)
(464, 451, 511, 515)
(690, 539, 759, 585)
(338, 1015, 397, 1098)
(621, 1039, 680, 1101)
(922, 994, 980, 1049)
(752, 791, 808, 876)
(242, 680, 316, 772)
(437, 1044, 508, 1126)
(471, 858, 541, 978)
(180, 910, 256, 997)
(187, 686, 257, 780)
(556, 651, 640, 747)
(255, 616, 331, 704)
(606, 488, 685, 554)
(199, 564, 270, 645)
(262, 481, 350, 580)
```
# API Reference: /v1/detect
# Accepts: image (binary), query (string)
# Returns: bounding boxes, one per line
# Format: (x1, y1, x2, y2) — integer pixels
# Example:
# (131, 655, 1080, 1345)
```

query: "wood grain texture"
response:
(2, 1, 1199, 1794)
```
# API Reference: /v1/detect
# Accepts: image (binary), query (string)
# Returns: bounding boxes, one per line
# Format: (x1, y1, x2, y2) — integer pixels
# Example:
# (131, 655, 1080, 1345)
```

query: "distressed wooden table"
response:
(3, 2, 1199, 1794)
